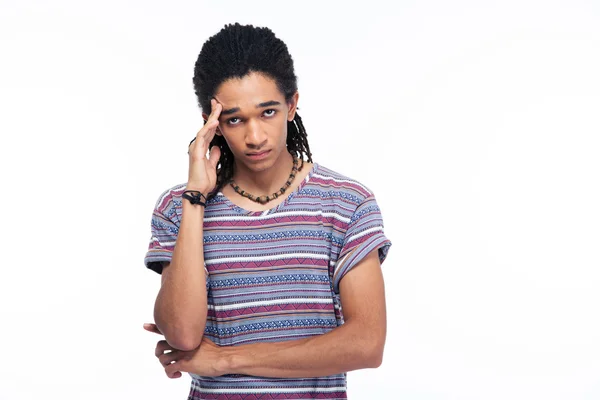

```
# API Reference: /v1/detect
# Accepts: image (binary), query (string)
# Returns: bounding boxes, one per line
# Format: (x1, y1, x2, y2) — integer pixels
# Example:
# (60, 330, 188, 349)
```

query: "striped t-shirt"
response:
(144, 162, 392, 400)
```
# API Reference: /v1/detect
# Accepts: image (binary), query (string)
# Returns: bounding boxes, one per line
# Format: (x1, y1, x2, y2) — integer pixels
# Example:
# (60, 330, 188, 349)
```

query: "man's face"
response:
(208, 71, 298, 172)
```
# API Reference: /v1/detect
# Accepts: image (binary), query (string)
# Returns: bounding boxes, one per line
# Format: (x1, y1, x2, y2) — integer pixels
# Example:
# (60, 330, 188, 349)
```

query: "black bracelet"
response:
(182, 190, 206, 206)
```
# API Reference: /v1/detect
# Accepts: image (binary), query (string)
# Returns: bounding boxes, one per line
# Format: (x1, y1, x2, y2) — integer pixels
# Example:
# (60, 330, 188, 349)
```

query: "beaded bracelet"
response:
(182, 190, 206, 206)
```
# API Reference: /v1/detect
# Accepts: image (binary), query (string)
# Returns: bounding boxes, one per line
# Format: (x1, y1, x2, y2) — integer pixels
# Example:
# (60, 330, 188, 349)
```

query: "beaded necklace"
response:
(229, 154, 304, 204)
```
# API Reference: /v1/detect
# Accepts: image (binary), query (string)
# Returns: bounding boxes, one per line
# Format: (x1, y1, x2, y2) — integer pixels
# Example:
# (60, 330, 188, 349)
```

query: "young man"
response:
(143, 23, 392, 399)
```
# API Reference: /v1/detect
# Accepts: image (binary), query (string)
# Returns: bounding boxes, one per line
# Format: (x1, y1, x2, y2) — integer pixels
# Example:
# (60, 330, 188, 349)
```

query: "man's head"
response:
(193, 23, 312, 195)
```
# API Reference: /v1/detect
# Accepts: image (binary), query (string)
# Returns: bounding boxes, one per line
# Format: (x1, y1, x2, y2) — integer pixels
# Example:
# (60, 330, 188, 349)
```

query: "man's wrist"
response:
(219, 346, 246, 375)
(186, 183, 211, 194)
(182, 197, 206, 213)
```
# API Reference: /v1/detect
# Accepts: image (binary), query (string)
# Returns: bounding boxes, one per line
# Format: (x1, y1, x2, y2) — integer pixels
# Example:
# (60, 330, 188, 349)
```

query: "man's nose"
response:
(245, 119, 268, 148)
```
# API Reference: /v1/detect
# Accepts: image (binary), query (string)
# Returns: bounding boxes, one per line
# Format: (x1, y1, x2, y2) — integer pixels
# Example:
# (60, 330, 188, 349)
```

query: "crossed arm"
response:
(147, 248, 387, 378)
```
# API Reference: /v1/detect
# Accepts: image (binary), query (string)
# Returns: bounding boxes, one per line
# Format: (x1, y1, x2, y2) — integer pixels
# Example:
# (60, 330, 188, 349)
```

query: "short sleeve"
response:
(332, 193, 392, 294)
(143, 191, 209, 280)
(144, 207, 179, 274)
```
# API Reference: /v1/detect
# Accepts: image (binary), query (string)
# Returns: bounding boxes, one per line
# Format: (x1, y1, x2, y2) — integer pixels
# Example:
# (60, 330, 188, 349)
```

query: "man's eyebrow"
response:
(257, 100, 281, 108)
(221, 107, 240, 116)
(220, 100, 282, 116)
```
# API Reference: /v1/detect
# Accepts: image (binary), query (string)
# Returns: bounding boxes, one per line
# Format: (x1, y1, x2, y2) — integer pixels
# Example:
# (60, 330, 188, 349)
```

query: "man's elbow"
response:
(363, 335, 385, 368)
(167, 334, 202, 351)
(158, 323, 205, 351)
(365, 348, 384, 368)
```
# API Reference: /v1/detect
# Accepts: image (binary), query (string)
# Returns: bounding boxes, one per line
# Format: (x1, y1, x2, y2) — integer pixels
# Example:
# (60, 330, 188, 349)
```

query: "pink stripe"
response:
(213, 288, 332, 298)
(310, 175, 370, 197)
(204, 214, 349, 229)
(208, 258, 328, 271)
(197, 392, 347, 399)
(344, 230, 380, 249)
(212, 325, 336, 340)
(204, 243, 330, 254)
(207, 302, 334, 318)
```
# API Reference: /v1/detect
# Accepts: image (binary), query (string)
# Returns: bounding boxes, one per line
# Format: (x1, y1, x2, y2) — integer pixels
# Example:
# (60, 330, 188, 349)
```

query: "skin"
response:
(154, 98, 224, 352)
(186, 98, 222, 194)
(144, 71, 387, 378)
(209, 71, 313, 211)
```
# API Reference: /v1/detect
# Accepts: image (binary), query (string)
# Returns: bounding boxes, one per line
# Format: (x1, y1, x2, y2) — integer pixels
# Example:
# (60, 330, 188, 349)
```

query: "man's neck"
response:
(232, 151, 295, 195)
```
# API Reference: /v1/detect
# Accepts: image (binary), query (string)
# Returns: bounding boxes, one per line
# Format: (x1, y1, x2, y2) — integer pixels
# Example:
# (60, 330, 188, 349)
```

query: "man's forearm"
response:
(221, 320, 384, 378)
(154, 201, 208, 351)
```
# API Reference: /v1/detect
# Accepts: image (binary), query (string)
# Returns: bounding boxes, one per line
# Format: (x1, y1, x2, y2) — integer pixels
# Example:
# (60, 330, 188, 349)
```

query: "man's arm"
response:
(221, 248, 387, 378)
(154, 201, 208, 351)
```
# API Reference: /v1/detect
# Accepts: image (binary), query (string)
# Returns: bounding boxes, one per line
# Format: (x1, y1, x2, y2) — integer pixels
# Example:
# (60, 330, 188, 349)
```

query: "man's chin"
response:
(236, 158, 274, 173)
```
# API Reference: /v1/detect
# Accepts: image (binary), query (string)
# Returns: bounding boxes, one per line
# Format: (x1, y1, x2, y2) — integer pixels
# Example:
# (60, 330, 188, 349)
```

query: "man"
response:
(143, 23, 392, 399)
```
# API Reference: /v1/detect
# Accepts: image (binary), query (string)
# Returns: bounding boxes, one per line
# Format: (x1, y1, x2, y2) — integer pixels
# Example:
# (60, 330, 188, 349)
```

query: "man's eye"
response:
(227, 117, 241, 125)
(264, 109, 276, 117)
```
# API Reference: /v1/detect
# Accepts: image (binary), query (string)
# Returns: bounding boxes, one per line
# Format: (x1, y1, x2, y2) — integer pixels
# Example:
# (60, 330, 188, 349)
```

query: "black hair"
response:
(192, 23, 313, 200)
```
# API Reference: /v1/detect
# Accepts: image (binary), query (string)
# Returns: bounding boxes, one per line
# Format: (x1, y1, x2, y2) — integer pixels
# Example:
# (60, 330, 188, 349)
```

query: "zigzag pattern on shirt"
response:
(144, 163, 392, 400)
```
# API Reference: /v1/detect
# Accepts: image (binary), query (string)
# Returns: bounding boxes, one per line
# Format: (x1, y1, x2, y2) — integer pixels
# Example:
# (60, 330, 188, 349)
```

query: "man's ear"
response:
(287, 91, 300, 122)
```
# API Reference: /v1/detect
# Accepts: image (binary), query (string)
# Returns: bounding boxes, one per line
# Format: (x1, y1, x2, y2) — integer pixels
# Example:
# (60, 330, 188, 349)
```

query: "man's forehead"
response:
(215, 90, 284, 115)
(216, 98, 283, 116)
(214, 72, 283, 110)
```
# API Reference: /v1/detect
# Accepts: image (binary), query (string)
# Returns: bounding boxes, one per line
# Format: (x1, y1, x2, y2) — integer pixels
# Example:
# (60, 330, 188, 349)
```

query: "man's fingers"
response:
(155, 340, 172, 357)
(152, 339, 183, 378)
(166, 360, 186, 379)
(190, 98, 223, 156)
(191, 119, 219, 156)
(205, 98, 223, 139)
(208, 98, 223, 122)
(143, 323, 162, 335)
(167, 370, 182, 379)
(203, 121, 219, 150)
(158, 349, 181, 367)
(196, 119, 219, 141)
(209, 145, 222, 169)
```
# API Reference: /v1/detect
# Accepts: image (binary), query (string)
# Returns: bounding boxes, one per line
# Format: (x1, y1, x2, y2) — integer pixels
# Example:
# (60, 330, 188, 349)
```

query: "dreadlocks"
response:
(192, 23, 313, 200)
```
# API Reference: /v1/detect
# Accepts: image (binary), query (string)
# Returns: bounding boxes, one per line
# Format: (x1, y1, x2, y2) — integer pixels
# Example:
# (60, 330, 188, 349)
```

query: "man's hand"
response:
(143, 323, 227, 379)
(143, 322, 163, 335)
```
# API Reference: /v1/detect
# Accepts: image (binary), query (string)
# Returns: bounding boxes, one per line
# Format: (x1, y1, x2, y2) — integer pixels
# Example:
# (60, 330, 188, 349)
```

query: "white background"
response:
(1, 0, 599, 399)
